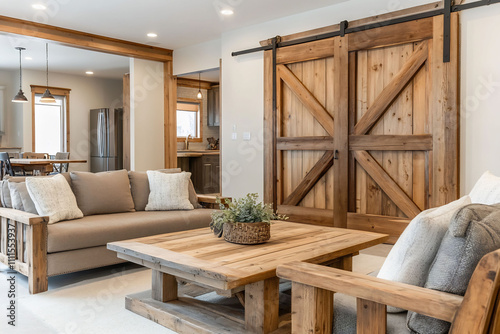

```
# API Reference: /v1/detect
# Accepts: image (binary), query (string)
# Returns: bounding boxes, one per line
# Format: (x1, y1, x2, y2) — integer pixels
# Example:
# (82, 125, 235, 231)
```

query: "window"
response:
(31, 85, 70, 155)
(177, 98, 202, 142)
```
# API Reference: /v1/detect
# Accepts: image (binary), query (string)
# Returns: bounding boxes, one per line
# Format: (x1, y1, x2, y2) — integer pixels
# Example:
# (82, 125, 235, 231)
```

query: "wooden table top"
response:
(10, 158, 87, 165)
(108, 221, 388, 290)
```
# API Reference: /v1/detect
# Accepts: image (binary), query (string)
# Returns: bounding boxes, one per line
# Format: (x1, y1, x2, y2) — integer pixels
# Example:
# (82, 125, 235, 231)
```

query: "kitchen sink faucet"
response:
(185, 134, 192, 150)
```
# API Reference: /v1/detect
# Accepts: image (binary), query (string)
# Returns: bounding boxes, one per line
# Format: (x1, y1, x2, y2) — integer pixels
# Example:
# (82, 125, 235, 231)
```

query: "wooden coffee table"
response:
(107, 221, 388, 334)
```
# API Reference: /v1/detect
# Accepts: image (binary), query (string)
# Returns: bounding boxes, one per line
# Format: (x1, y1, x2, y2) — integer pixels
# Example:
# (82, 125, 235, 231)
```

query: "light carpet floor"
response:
(0, 244, 391, 334)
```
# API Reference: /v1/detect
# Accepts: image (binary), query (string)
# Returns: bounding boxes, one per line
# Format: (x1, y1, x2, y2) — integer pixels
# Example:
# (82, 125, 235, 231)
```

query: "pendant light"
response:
(40, 43, 56, 104)
(12, 47, 28, 103)
(197, 72, 202, 99)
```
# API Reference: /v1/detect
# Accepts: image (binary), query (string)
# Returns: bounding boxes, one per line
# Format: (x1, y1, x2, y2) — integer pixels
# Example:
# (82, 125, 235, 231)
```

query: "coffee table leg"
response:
(152, 270, 178, 302)
(245, 276, 280, 334)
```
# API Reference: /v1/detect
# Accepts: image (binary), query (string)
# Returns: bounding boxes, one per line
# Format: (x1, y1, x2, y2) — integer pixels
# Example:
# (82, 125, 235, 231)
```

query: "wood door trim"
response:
(282, 151, 334, 206)
(0, 15, 172, 62)
(349, 135, 433, 151)
(354, 41, 429, 135)
(278, 64, 334, 136)
(277, 136, 334, 151)
(354, 150, 421, 218)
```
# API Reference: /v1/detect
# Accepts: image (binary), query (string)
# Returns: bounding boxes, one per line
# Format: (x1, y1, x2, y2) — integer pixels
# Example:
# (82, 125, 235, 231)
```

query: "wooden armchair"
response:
(277, 249, 500, 334)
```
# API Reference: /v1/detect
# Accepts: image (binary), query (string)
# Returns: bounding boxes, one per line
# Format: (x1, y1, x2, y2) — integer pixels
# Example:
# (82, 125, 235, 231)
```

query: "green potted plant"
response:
(209, 193, 287, 244)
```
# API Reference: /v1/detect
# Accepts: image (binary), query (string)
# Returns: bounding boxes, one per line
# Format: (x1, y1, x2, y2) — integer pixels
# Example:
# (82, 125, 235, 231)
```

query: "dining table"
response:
(10, 158, 88, 175)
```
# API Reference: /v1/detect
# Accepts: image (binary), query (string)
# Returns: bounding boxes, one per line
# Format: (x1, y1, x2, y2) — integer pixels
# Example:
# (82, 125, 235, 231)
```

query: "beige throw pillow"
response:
(26, 174, 83, 224)
(145, 171, 194, 211)
(129, 169, 200, 211)
(70, 169, 135, 216)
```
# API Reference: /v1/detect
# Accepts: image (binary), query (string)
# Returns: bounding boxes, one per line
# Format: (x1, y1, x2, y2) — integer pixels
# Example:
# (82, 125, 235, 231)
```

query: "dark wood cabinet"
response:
(189, 154, 220, 194)
(207, 85, 220, 127)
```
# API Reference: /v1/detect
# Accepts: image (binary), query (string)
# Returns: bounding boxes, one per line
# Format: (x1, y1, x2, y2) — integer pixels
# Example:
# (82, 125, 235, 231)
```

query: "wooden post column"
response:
(356, 298, 387, 334)
(245, 276, 280, 333)
(152, 270, 177, 302)
(291, 282, 334, 333)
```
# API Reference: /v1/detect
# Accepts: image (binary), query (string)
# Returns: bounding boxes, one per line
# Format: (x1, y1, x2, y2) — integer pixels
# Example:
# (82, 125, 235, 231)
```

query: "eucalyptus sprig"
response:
(209, 193, 287, 237)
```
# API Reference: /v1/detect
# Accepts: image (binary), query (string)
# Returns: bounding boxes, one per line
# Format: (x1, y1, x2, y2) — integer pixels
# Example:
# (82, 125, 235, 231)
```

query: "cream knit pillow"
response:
(26, 174, 83, 224)
(145, 171, 194, 211)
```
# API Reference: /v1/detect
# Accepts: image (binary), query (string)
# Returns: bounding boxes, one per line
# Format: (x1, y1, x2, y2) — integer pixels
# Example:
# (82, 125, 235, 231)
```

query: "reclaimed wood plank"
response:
(282, 151, 334, 206)
(349, 135, 432, 151)
(264, 50, 274, 204)
(354, 150, 421, 218)
(276, 38, 335, 65)
(333, 36, 349, 228)
(354, 42, 428, 136)
(245, 277, 280, 333)
(152, 271, 178, 302)
(278, 64, 334, 136)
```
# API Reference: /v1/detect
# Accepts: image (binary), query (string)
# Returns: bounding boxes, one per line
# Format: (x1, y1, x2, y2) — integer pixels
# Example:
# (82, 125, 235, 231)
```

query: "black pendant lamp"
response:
(12, 47, 28, 103)
(40, 43, 56, 104)
(197, 72, 202, 99)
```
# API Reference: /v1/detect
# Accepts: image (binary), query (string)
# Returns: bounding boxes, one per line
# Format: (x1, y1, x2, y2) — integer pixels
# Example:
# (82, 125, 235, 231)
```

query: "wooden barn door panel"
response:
(265, 14, 459, 242)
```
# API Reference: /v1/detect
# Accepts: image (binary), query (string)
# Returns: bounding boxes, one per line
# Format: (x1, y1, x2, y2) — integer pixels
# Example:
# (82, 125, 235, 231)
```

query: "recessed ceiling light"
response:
(25, 56, 33, 60)
(32, 4, 47, 10)
(85, 71, 94, 75)
(220, 9, 234, 16)
(147, 33, 157, 38)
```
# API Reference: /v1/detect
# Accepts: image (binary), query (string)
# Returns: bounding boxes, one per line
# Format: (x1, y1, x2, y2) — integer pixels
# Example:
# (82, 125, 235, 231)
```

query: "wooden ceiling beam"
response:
(0, 15, 172, 62)
(177, 78, 215, 90)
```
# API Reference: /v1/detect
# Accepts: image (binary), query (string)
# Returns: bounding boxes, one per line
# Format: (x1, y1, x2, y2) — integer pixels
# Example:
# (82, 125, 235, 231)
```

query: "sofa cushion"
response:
(26, 174, 83, 224)
(5, 172, 72, 186)
(70, 169, 135, 216)
(0, 180, 12, 208)
(146, 171, 194, 211)
(129, 169, 200, 211)
(407, 203, 500, 333)
(377, 195, 471, 312)
(47, 209, 216, 253)
(469, 171, 500, 204)
(8, 181, 38, 214)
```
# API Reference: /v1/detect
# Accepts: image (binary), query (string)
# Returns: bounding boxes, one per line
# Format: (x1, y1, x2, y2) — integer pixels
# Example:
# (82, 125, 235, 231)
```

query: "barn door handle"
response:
(334, 150, 339, 160)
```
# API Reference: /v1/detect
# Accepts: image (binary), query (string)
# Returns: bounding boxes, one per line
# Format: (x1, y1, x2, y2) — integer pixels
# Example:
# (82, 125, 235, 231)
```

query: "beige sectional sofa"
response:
(0, 169, 222, 294)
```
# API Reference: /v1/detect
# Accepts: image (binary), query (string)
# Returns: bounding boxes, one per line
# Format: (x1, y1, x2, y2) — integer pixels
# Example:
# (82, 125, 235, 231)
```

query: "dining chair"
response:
(53, 152, 70, 173)
(21, 152, 51, 175)
(0, 152, 16, 179)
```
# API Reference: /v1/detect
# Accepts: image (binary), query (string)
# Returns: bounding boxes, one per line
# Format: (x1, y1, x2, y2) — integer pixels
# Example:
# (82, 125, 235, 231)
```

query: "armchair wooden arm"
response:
(277, 249, 500, 334)
(196, 195, 231, 208)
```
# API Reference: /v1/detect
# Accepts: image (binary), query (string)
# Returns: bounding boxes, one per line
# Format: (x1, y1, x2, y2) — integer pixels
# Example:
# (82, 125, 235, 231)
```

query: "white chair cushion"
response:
(26, 174, 83, 224)
(145, 171, 194, 211)
(469, 171, 500, 204)
(377, 195, 471, 312)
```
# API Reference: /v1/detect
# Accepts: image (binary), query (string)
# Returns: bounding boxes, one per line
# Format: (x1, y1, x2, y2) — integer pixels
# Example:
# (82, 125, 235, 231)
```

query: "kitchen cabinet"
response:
(207, 85, 220, 127)
(178, 151, 220, 194)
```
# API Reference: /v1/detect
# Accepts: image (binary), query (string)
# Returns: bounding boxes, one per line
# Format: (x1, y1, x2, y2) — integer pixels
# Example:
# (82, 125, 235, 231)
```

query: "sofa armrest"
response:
(277, 261, 462, 323)
(0, 207, 49, 294)
(0, 207, 48, 226)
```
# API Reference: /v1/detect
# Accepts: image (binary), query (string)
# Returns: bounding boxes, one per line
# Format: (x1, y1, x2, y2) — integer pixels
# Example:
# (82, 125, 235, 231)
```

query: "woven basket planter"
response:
(223, 222, 271, 245)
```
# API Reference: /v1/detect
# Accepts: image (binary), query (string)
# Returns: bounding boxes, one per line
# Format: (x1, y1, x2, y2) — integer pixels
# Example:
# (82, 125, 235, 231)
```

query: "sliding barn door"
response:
(264, 14, 459, 242)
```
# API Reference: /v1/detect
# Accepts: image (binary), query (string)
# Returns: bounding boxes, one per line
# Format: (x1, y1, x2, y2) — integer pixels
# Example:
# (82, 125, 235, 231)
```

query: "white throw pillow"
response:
(377, 195, 471, 312)
(26, 174, 83, 224)
(145, 171, 194, 211)
(469, 171, 500, 204)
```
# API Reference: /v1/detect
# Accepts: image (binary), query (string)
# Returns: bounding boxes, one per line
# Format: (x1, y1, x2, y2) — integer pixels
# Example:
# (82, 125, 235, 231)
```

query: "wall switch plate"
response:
(243, 132, 251, 141)
(231, 133, 237, 140)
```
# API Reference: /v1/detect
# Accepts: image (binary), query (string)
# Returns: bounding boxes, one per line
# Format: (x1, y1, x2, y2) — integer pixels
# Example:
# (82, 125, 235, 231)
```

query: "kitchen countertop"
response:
(177, 150, 219, 158)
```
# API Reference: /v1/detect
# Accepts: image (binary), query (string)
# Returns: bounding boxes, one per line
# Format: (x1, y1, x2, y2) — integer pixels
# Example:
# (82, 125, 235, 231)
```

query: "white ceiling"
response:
(0, 0, 347, 79)
(0, 33, 130, 79)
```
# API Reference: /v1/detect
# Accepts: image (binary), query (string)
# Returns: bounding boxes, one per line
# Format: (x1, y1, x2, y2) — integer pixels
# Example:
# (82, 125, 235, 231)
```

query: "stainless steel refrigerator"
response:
(90, 108, 123, 172)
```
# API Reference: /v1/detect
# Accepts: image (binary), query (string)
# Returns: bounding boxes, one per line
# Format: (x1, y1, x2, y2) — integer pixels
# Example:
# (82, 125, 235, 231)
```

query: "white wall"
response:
(173, 39, 221, 76)
(6, 69, 123, 171)
(460, 5, 500, 194)
(129, 58, 165, 171)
